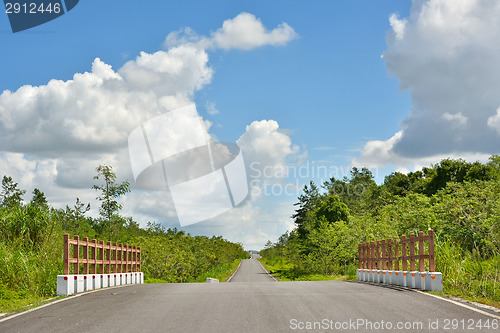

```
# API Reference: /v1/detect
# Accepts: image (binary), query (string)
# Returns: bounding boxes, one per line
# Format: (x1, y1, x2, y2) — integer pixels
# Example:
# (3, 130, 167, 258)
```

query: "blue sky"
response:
(1, 0, 499, 249)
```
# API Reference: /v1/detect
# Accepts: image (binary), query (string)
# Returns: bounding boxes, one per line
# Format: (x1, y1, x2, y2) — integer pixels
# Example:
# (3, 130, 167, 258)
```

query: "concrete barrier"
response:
(356, 269, 443, 291)
(57, 272, 144, 296)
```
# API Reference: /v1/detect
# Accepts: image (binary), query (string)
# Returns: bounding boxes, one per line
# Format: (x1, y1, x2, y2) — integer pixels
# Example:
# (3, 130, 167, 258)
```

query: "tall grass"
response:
(0, 231, 62, 298)
(436, 240, 499, 304)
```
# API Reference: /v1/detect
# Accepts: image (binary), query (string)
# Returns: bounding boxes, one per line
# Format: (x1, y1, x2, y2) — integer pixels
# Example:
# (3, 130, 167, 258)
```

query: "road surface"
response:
(1, 255, 498, 332)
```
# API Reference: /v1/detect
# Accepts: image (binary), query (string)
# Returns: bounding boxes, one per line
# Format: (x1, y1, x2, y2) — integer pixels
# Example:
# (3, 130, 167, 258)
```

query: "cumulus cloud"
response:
(487, 106, 500, 134)
(208, 12, 298, 50)
(238, 119, 299, 181)
(205, 101, 219, 115)
(0, 49, 212, 156)
(355, 131, 491, 171)
(389, 13, 407, 40)
(165, 12, 298, 51)
(0, 13, 299, 249)
(360, 0, 500, 167)
(442, 112, 468, 128)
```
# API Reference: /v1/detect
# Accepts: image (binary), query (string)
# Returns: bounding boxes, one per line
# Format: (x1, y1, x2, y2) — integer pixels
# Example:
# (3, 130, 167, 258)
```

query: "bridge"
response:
(0, 253, 498, 332)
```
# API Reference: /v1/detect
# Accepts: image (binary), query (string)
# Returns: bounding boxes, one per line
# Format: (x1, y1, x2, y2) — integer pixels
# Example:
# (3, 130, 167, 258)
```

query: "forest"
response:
(260, 156, 500, 306)
(0, 165, 248, 313)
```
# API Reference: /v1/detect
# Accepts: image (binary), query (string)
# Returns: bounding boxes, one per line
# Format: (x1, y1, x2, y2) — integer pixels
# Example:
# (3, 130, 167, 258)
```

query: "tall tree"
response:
(31, 188, 48, 208)
(292, 181, 320, 228)
(1, 175, 25, 208)
(92, 165, 130, 239)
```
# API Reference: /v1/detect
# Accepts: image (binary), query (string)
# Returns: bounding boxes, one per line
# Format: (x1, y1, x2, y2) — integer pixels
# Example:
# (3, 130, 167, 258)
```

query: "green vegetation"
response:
(260, 156, 500, 307)
(0, 165, 248, 314)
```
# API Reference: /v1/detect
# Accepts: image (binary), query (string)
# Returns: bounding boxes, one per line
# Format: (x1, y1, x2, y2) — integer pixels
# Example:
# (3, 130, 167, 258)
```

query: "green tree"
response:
(1, 175, 25, 208)
(31, 188, 48, 208)
(92, 165, 131, 239)
(292, 181, 320, 229)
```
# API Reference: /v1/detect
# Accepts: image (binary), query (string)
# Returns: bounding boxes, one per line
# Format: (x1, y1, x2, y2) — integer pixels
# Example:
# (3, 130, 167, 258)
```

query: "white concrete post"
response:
(101, 274, 108, 288)
(93, 274, 101, 289)
(425, 272, 443, 292)
(57, 275, 73, 296)
(84, 275, 93, 291)
(74, 275, 84, 293)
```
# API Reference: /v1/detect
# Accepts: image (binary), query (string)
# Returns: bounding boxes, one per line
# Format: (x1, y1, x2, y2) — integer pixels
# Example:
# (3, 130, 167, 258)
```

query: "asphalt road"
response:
(1, 255, 498, 333)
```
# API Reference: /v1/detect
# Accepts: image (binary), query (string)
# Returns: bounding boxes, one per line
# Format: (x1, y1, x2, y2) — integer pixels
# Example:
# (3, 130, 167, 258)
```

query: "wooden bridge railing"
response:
(63, 234, 142, 275)
(358, 229, 435, 272)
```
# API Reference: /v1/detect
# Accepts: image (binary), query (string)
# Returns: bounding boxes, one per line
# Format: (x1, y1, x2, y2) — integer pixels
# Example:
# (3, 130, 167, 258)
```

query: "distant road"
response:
(228, 253, 276, 282)
(1, 255, 498, 332)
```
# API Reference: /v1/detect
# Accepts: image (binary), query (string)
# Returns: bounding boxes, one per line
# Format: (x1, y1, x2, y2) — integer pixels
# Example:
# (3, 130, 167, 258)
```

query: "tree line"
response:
(0, 165, 248, 308)
(260, 156, 500, 303)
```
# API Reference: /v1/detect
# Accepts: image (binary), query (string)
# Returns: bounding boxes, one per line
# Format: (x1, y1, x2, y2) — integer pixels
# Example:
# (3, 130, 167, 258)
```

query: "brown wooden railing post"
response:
(106, 241, 111, 274)
(394, 237, 399, 271)
(132, 245, 137, 272)
(63, 233, 70, 275)
(123, 244, 128, 272)
(138, 247, 141, 272)
(99, 240, 104, 274)
(90, 239, 97, 274)
(401, 235, 408, 271)
(409, 233, 416, 271)
(418, 231, 425, 271)
(117, 243, 123, 273)
(113, 242, 117, 273)
(73, 235, 80, 274)
(369, 241, 375, 269)
(429, 229, 435, 272)
(387, 238, 393, 270)
(83, 237, 89, 274)
(381, 239, 387, 270)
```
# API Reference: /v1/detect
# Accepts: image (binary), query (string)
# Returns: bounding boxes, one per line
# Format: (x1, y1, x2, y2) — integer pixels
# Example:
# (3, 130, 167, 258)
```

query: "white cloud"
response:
(442, 112, 467, 127)
(389, 13, 407, 40)
(0, 49, 213, 156)
(209, 12, 298, 50)
(164, 12, 298, 51)
(205, 101, 219, 115)
(355, 131, 491, 173)
(356, 131, 403, 168)
(238, 119, 300, 182)
(0, 13, 300, 250)
(487, 106, 500, 134)
(360, 0, 500, 168)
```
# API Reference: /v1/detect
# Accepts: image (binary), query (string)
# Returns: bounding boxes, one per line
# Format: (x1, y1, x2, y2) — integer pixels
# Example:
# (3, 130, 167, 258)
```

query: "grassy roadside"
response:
(0, 294, 64, 315)
(195, 257, 244, 282)
(259, 257, 500, 309)
(1, 257, 246, 315)
(145, 257, 245, 284)
(258, 257, 351, 282)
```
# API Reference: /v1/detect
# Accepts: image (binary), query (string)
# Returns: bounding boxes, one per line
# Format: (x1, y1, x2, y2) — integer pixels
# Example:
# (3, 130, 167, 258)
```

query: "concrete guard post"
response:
(93, 274, 101, 289)
(206, 277, 219, 283)
(394, 271, 403, 286)
(425, 272, 443, 292)
(84, 275, 93, 292)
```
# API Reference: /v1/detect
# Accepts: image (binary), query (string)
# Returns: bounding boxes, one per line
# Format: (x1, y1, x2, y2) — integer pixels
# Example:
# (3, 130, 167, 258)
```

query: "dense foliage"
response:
(0, 166, 248, 309)
(261, 156, 500, 304)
